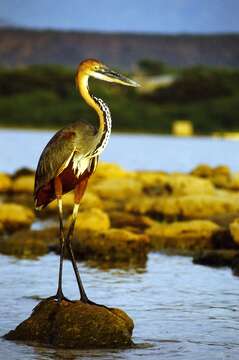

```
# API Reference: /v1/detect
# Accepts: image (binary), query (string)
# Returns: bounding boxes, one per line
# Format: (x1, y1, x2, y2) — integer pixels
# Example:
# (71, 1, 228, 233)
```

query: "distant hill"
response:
(0, 28, 239, 69)
(0, 19, 17, 28)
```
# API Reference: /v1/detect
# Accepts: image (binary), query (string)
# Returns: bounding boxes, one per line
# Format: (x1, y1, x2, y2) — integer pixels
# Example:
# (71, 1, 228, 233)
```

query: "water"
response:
(1, 129, 239, 173)
(1, 129, 239, 359)
(0, 253, 239, 359)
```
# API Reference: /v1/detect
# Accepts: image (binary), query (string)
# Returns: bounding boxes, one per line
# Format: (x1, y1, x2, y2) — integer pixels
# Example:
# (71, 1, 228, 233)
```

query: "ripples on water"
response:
(0, 253, 239, 359)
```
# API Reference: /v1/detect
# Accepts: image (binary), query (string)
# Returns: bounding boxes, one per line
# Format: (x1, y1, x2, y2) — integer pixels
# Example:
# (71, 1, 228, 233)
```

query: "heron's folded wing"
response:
(34, 129, 77, 195)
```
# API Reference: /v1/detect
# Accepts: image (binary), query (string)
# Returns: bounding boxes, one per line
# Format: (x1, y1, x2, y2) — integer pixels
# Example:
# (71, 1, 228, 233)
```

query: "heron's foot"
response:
(32, 292, 74, 314)
(80, 296, 109, 309)
(50, 289, 74, 304)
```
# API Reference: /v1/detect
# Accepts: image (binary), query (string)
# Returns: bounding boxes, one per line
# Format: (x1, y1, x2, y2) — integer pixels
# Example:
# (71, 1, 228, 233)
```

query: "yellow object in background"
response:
(172, 120, 194, 137)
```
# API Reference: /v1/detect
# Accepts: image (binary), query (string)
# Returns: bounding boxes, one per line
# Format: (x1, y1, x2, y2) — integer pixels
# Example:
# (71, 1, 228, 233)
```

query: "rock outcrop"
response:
(67, 228, 150, 264)
(0, 203, 35, 231)
(229, 218, 239, 245)
(12, 175, 34, 193)
(146, 220, 221, 251)
(0, 173, 12, 192)
(0, 227, 58, 258)
(1, 161, 239, 274)
(4, 299, 134, 348)
(193, 250, 239, 275)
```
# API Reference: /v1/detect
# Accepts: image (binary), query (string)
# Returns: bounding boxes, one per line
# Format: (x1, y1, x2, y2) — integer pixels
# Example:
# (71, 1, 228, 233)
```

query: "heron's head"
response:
(78, 59, 139, 87)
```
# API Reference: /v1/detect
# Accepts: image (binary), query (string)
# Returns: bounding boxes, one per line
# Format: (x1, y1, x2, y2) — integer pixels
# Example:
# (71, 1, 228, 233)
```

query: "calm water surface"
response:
(1, 129, 239, 172)
(0, 129, 239, 359)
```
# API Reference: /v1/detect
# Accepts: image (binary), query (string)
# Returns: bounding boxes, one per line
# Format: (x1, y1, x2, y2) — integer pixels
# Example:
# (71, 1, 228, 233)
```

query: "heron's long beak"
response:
(93, 68, 140, 87)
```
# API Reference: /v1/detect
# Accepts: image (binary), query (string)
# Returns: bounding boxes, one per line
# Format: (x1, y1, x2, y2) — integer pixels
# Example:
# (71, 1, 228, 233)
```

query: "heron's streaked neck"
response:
(77, 73, 109, 133)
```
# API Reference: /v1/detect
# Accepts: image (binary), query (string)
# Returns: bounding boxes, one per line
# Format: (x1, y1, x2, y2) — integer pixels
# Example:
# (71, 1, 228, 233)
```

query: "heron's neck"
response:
(76, 73, 111, 134)
(76, 72, 112, 156)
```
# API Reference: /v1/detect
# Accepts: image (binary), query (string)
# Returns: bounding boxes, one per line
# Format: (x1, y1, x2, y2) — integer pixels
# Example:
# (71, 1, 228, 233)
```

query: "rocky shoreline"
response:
(1, 162, 239, 274)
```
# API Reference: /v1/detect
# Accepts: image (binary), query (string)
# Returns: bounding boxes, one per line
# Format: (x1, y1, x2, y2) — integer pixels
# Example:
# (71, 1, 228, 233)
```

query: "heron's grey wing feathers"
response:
(34, 129, 76, 195)
(34, 121, 98, 195)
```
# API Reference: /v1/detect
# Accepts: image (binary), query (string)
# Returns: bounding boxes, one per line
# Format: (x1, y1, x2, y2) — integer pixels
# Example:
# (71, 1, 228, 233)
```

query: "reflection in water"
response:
(1, 253, 239, 359)
(85, 259, 147, 272)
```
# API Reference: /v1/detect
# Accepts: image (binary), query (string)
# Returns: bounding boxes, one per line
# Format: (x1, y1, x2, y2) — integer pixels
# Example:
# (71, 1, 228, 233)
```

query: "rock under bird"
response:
(34, 59, 139, 304)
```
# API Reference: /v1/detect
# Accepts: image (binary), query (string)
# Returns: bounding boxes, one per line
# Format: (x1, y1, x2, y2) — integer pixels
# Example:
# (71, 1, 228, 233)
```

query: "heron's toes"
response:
(80, 297, 109, 309)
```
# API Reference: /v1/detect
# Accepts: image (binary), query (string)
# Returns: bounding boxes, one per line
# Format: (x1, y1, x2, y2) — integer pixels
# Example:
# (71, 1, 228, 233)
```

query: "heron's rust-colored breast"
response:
(34, 157, 98, 210)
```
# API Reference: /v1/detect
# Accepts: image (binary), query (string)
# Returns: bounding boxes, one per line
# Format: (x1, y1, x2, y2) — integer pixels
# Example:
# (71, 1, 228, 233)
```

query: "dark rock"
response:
(50, 228, 149, 267)
(208, 213, 239, 228)
(4, 299, 134, 349)
(0, 228, 58, 258)
(3, 193, 34, 209)
(109, 211, 154, 230)
(12, 167, 35, 179)
(231, 256, 239, 276)
(212, 228, 239, 249)
(72, 229, 150, 264)
(193, 250, 239, 268)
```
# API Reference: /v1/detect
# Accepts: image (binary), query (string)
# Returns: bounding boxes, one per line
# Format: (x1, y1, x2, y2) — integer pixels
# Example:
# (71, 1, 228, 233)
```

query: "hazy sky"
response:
(1, 0, 238, 33)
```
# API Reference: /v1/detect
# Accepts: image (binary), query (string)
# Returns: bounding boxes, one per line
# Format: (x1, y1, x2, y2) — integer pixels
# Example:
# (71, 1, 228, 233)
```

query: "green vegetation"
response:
(137, 59, 171, 75)
(0, 62, 238, 134)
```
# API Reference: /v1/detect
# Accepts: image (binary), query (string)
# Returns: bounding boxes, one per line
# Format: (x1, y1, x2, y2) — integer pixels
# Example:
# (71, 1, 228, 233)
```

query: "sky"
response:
(0, 0, 238, 34)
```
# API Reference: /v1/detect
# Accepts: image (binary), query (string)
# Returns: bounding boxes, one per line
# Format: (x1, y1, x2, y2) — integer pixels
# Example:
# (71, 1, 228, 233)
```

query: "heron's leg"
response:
(65, 178, 90, 302)
(66, 207, 108, 307)
(54, 177, 68, 302)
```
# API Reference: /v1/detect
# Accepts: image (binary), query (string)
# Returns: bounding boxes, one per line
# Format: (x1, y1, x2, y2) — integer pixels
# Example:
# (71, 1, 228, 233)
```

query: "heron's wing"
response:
(34, 121, 98, 197)
(34, 128, 77, 195)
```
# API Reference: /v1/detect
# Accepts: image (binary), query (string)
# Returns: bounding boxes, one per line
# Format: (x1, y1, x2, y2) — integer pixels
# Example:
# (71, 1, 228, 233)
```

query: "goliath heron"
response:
(34, 59, 139, 304)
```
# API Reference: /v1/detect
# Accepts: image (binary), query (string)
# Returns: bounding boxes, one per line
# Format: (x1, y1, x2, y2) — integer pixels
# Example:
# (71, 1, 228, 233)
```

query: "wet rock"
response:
(92, 178, 142, 201)
(146, 220, 220, 251)
(228, 173, 239, 190)
(169, 174, 215, 196)
(4, 193, 34, 209)
(191, 164, 233, 189)
(231, 256, 239, 276)
(136, 171, 171, 195)
(4, 298, 134, 348)
(12, 167, 35, 179)
(211, 165, 233, 189)
(208, 212, 239, 228)
(138, 172, 214, 197)
(213, 165, 231, 177)
(160, 174, 214, 196)
(153, 193, 239, 220)
(91, 162, 129, 182)
(69, 208, 110, 232)
(229, 218, 239, 245)
(190, 164, 213, 178)
(101, 199, 124, 212)
(0, 203, 35, 232)
(126, 192, 239, 220)
(0, 227, 58, 258)
(71, 228, 149, 264)
(109, 211, 154, 231)
(193, 249, 239, 268)
(211, 227, 238, 249)
(126, 196, 155, 215)
(0, 173, 12, 192)
(12, 175, 34, 193)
